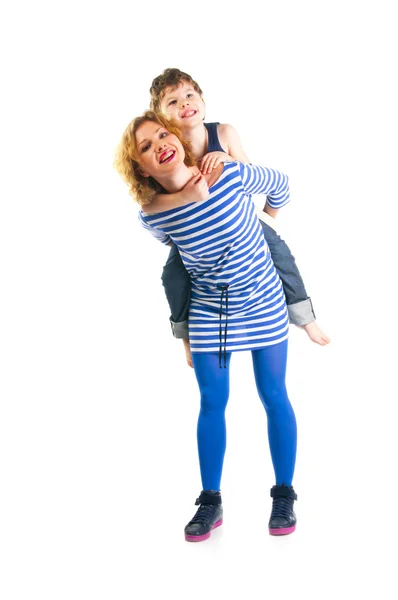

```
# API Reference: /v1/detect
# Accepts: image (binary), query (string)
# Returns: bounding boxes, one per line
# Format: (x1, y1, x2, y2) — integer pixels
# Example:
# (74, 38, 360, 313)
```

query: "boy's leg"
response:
(259, 221, 315, 326)
(161, 243, 191, 338)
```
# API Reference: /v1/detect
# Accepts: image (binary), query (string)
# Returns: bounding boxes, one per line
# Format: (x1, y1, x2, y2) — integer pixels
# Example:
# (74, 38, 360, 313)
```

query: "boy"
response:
(147, 68, 330, 366)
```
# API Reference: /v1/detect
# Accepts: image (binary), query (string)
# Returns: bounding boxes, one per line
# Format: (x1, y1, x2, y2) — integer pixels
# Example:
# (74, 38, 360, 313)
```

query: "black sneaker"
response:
(184, 490, 223, 542)
(268, 484, 297, 536)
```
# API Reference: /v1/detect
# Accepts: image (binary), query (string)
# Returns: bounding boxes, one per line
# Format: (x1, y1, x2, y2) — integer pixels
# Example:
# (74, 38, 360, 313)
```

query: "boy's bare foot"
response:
(300, 321, 331, 346)
(182, 338, 193, 368)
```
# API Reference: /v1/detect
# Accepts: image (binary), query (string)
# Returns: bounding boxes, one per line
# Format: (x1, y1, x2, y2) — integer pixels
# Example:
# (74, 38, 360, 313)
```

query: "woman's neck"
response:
(156, 164, 198, 194)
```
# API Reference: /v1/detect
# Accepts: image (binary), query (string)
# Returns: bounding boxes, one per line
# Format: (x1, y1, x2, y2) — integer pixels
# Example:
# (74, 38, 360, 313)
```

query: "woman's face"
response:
(135, 120, 185, 179)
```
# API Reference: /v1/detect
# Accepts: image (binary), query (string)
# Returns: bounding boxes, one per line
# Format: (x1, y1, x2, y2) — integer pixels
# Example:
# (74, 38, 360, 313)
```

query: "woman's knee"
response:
(200, 388, 229, 414)
(259, 384, 289, 412)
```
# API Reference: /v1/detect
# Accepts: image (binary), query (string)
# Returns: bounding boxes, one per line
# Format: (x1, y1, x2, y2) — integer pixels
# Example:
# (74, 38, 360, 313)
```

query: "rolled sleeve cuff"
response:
(288, 298, 316, 326)
(170, 319, 189, 339)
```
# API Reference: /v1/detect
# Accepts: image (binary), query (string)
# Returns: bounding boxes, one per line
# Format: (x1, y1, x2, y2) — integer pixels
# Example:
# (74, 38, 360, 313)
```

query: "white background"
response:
(1, 1, 397, 598)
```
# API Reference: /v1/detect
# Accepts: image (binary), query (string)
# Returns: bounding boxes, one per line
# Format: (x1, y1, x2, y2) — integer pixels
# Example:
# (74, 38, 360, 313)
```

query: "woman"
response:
(114, 111, 298, 542)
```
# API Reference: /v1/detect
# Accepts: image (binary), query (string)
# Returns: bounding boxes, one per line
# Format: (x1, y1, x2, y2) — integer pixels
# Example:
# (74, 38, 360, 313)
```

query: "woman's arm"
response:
(263, 204, 279, 219)
(138, 212, 171, 245)
(222, 125, 281, 219)
(239, 163, 290, 210)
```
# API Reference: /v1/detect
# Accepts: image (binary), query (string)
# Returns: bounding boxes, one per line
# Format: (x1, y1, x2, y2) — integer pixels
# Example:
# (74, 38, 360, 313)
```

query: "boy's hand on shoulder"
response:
(200, 151, 232, 174)
(182, 172, 209, 204)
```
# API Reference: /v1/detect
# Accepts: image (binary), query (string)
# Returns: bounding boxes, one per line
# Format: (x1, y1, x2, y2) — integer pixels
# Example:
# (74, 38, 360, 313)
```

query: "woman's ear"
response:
(138, 167, 150, 178)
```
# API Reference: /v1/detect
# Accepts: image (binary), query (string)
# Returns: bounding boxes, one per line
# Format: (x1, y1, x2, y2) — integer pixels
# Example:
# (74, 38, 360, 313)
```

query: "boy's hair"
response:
(113, 110, 196, 206)
(149, 68, 203, 112)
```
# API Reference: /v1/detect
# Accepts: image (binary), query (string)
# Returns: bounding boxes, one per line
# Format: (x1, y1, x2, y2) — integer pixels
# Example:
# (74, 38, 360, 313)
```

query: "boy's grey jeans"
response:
(162, 221, 315, 339)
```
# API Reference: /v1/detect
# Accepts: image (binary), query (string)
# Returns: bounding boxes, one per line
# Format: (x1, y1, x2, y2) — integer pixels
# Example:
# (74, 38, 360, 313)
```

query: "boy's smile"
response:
(181, 108, 198, 119)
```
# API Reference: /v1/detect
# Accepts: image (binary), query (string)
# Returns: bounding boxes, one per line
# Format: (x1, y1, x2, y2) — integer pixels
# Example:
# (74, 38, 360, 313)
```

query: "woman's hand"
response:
(199, 151, 232, 174)
(181, 172, 209, 204)
(182, 338, 193, 368)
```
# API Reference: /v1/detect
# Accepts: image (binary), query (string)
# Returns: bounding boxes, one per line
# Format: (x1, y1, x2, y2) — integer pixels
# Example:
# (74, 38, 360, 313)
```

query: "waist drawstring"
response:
(218, 284, 229, 369)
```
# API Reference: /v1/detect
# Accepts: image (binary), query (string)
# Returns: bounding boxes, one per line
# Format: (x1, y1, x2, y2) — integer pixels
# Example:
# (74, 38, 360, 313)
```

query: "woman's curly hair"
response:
(113, 110, 196, 206)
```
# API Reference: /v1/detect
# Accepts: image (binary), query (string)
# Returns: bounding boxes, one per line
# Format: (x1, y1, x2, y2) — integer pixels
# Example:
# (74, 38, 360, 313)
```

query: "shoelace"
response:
(189, 504, 217, 525)
(270, 496, 294, 519)
(218, 284, 229, 369)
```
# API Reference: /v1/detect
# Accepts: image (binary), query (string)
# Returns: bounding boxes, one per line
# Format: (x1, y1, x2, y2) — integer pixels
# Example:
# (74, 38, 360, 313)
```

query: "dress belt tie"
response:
(218, 283, 229, 369)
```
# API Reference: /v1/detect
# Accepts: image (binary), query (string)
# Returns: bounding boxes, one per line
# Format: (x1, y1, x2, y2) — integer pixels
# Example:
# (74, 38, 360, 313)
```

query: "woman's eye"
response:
(160, 132, 168, 139)
(141, 144, 150, 153)
(168, 100, 177, 105)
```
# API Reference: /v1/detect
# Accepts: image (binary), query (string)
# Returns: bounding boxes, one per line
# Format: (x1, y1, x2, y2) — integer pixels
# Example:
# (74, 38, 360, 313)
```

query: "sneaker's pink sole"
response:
(184, 519, 223, 542)
(269, 525, 296, 536)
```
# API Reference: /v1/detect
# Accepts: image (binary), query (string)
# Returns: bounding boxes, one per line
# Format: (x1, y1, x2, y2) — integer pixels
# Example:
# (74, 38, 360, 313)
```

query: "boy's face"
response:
(160, 81, 205, 129)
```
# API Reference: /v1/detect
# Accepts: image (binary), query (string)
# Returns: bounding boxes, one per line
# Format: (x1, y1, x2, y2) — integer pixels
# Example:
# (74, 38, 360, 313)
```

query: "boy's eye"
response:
(187, 93, 194, 98)
(168, 100, 177, 105)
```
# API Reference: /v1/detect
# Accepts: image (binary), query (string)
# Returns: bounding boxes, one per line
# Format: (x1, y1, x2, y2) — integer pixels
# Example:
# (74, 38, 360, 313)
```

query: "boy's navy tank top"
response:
(204, 122, 225, 153)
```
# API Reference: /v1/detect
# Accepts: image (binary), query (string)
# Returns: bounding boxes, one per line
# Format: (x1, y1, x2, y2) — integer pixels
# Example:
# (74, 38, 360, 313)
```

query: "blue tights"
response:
(191, 341, 297, 491)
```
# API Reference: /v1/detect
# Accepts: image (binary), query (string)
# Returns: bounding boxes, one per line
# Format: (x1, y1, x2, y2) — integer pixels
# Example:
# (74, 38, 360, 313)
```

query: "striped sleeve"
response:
(138, 211, 171, 245)
(239, 163, 290, 209)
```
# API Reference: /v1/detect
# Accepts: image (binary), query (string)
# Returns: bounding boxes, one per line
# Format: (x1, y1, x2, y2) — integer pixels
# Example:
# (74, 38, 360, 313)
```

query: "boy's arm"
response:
(219, 123, 251, 163)
(147, 190, 187, 213)
(200, 124, 249, 174)
(143, 173, 208, 213)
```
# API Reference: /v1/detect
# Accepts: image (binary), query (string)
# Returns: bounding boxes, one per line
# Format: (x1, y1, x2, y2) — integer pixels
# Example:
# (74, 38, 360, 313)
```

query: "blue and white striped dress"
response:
(139, 162, 290, 354)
